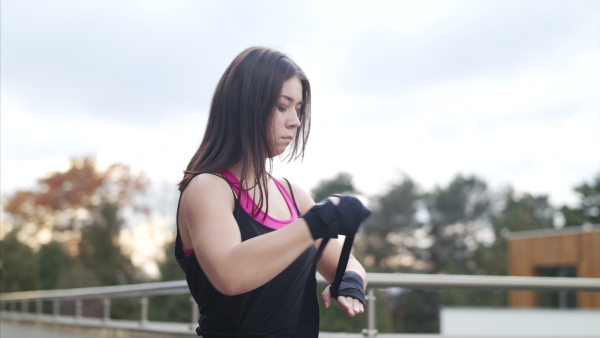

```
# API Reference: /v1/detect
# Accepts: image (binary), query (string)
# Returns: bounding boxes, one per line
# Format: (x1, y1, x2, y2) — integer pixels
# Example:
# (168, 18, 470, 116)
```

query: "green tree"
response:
(157, 239, 185, 282)
(37, 241, 73, 290)
(423, 174, 490, 275)
(560, 174, 600, 227)
(2, 155, 149, 299)
(312, 172, 357, 201)
(359, 176, 421, 273)
(149, 239, 190, 323)
(0, 230, 40, 292)
(487, 187, 554, 275)
(444, 188, 556, 307)
(360, 174, 491, 333)
(78, 201, 137, 286)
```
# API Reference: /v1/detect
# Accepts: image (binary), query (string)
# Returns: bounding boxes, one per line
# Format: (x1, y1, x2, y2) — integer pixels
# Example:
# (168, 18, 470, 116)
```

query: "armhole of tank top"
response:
(175, 172, 238, 260)
(281, 177, 302, 216)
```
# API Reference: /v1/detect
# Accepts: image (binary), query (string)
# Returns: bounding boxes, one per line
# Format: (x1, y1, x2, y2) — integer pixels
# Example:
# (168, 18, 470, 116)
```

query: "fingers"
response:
(336, 296, 365, 317)
(322, 286, 365, 317)
(321, 284, 332, 308)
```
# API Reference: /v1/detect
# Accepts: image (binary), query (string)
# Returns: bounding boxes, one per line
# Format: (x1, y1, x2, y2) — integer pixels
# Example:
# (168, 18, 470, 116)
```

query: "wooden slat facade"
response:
(508, 227, 600, 308)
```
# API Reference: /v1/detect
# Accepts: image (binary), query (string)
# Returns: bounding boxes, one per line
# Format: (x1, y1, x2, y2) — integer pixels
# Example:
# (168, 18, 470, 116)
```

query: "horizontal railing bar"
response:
(360, 273, 600, 291)
(1, 273, 599, 302)
(0, 280, 189, 302)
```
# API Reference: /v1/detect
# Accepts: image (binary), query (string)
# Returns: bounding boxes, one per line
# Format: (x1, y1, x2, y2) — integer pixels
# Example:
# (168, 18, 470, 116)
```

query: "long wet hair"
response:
(179, 47, 311, 217)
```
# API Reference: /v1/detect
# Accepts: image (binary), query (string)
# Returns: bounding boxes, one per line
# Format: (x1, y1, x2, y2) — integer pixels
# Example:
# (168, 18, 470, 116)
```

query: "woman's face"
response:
(269, 76, 303, 157)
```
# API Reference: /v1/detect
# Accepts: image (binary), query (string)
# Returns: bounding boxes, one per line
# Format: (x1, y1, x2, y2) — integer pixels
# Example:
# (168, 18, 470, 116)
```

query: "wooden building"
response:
(508, 224, 600, 308)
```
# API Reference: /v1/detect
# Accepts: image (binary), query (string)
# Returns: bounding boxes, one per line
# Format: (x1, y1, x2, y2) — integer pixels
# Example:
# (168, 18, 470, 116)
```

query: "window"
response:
(535, 266, 577, 308)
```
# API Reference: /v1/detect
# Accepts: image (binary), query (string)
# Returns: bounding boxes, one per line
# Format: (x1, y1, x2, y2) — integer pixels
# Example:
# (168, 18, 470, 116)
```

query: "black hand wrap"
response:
(329, 271, 366, 307)
(301, 199, 340, 239)
(332, 194, 372, 236)
(301, 195, 371, 240)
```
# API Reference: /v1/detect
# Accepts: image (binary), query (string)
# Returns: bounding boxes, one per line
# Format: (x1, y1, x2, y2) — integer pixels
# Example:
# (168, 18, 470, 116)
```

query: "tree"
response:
(488, 187, 554, 260)
(37, 241, 73, 290)
(560, 174, 600, 227)
(360, 174, 491, 333)
(0, 230, 40, 292)
(422, 174, 490, 275)
(444, 188, 554, 307)
(483, 187, 554, 278)
(2, 155, 149, 296)
(3, 156, 149, 253)
(149, 240, 191, 323)
(78, 201, 137, 286)
(312, 172, 358, 201)
(358, 176, 421, 273)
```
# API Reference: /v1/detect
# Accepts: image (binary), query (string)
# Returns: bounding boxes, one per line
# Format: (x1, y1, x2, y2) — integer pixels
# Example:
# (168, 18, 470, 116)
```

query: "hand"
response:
(302, 195, 371, 240)
(331, 195, 371, 236)
(321, 284, 365, 317)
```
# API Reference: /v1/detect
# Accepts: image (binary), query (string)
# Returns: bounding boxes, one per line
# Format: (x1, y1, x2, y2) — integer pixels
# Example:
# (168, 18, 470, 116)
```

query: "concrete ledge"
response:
(1, 313, 196, 338)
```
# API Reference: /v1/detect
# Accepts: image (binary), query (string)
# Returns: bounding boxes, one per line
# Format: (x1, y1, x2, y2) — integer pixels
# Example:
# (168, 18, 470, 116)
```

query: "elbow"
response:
(210, 275, 249, 296)
(217, 283, 245, 297)
(202, 260, 252, 296)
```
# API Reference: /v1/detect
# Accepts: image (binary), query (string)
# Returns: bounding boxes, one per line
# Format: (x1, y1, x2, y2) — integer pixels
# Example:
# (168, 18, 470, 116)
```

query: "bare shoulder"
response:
(277, 177, 315, 215)
(181, 173, 235, 213)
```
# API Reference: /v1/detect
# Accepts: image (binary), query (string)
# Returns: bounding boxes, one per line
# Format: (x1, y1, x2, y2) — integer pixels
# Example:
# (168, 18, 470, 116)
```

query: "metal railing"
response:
(1, 273, 599, 337)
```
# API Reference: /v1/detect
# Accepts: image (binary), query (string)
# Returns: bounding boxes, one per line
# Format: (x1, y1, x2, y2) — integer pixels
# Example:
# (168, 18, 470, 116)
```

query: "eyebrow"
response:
(281, 95, 304, 105)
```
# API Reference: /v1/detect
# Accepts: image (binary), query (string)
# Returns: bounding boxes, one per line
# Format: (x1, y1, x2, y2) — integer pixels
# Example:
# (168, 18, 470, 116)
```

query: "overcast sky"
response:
(2, 0, 599, 208)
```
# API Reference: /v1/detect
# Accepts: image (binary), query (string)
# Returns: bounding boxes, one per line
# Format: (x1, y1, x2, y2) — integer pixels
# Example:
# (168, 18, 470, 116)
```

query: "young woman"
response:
(175, 46, 371, 338)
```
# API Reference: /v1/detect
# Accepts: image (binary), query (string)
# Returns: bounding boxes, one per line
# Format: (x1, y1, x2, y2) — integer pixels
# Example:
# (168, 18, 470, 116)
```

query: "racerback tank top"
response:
(174, 173, 319, 338)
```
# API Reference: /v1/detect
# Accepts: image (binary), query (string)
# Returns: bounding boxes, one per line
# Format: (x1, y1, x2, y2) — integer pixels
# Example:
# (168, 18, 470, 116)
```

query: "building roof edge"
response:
(508, 223, 600, 241)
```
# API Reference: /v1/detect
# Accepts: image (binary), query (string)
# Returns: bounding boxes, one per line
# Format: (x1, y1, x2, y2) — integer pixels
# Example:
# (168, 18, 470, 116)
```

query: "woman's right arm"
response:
(179, 174, 315, 296)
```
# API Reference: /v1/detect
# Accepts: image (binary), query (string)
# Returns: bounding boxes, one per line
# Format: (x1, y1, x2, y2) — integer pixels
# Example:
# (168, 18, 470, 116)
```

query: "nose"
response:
(288, 112, 301, 129)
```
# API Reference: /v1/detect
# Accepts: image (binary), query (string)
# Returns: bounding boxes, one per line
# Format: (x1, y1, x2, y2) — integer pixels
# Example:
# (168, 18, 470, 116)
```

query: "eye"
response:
(278, 105, 286, 112)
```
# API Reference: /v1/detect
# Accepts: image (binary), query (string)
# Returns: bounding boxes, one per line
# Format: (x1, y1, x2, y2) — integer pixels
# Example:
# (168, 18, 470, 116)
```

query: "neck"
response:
(228, 159, 271, 189)
(227, 161, 244, 179)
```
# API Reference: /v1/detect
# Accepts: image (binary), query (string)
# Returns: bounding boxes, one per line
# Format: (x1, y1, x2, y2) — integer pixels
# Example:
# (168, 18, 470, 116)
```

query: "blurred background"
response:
(1, 0, 599, 334)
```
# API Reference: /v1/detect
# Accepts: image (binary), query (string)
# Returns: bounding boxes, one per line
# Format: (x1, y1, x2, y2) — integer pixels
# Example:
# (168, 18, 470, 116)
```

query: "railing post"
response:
(102, 297, 111, 324)
(36, 300, 42, 317)
(21, 300, 28, 314)
(52, 299, 60, 318)
(362, 289, 378, 337)
(189, 296, 198, 330)
(75, 299, 83, 322)
(139, 296, 149, 327)
(10, 301, 17, 313)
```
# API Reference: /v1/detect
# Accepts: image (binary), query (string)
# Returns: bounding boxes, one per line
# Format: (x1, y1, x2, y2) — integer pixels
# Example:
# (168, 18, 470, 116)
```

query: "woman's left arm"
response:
(317, 239, 367, 317)
(282, 179, 368, 317)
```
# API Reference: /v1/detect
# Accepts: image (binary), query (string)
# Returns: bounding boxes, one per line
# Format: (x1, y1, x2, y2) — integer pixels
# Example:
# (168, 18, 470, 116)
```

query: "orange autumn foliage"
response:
(3, 155, 149, 236)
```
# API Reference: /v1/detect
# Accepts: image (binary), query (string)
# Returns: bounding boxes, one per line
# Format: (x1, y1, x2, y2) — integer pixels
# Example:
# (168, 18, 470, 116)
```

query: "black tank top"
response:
(174, 174, 319, 337)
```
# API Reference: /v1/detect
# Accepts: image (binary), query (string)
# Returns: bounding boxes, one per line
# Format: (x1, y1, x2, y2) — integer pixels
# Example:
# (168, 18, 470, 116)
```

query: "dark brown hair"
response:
(179, 47, 311, 217)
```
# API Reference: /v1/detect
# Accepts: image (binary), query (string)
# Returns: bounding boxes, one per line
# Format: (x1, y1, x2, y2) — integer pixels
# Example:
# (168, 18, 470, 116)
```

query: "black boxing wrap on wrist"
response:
(329, 271, 366, 307)
(301, 199, 340, 240)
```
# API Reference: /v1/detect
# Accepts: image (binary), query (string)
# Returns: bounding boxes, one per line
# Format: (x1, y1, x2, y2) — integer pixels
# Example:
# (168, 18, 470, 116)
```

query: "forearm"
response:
(317, 239, 368, 288)
(199, 218, 314, 296)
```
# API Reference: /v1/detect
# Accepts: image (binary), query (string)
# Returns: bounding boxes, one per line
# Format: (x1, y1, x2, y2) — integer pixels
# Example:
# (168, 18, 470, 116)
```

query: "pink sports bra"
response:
(182, 170, 298, 257)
